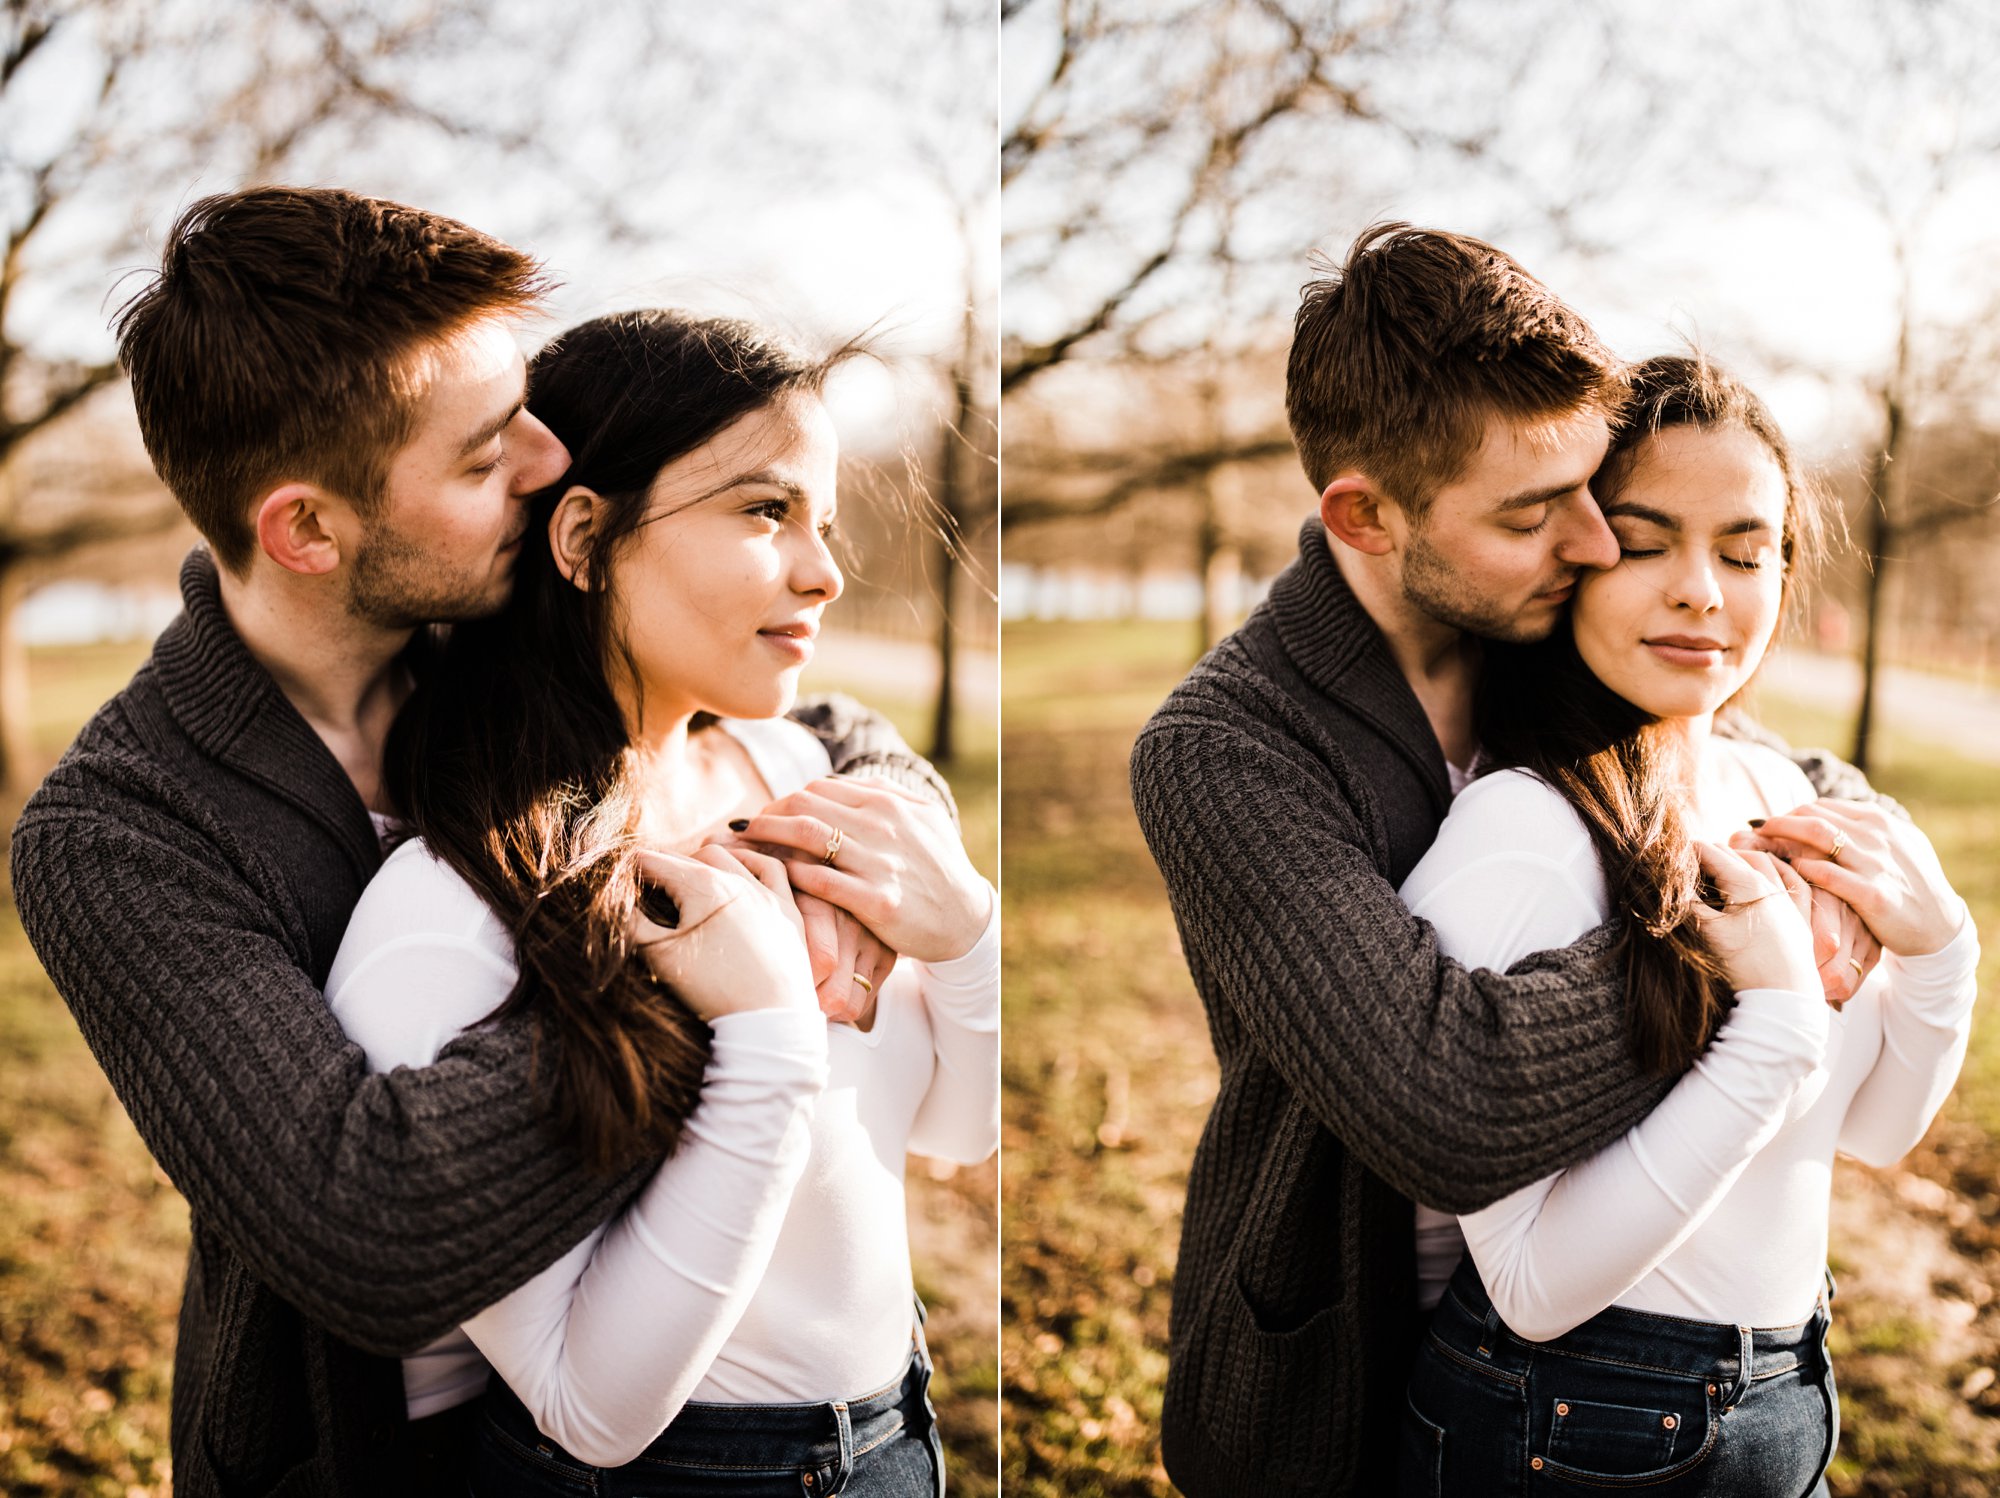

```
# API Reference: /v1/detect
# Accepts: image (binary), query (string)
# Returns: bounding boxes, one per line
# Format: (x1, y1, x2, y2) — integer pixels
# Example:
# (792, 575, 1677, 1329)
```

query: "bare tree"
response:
(1750, 0, 2000, 768)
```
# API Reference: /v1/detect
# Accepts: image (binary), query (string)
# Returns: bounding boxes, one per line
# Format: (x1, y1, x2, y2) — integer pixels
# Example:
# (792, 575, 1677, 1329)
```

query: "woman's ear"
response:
(548, 485, 603, 588)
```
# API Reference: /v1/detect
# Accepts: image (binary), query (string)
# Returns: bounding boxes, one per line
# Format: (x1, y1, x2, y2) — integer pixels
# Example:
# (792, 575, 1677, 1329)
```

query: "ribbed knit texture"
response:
(9, 547, 947, 1497)
(1130, 519, 1875, 1497)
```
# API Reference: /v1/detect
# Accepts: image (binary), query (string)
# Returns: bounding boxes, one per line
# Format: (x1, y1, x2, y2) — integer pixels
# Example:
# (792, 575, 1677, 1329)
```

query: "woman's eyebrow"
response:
(689, 469, 806, 505)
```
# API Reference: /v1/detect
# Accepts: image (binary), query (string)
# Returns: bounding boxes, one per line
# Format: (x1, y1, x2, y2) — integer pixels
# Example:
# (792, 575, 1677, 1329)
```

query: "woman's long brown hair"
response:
(385, 310, 857, 1173)
(1475, 355, 1828, 1074)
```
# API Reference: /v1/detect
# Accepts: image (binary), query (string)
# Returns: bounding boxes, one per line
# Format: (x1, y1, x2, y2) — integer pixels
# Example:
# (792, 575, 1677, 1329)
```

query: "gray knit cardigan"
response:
(1130, 520, 1879, 1498)
(10, 548, 954, 1498)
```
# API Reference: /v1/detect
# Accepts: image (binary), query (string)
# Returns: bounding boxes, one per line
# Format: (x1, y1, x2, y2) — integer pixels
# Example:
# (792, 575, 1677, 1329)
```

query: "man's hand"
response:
(795, 890, 895, 1028)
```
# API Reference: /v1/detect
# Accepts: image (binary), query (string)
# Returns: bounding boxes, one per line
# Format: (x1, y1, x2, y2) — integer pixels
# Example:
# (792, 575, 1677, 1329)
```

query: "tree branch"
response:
(1002, 432, 1296, 529)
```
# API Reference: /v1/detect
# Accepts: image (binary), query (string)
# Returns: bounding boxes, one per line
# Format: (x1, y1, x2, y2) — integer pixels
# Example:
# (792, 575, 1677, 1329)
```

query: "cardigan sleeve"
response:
(1130, 683, 1673, 1215)
(787, 693, 956, 827)
(9, 751, 645, 1359)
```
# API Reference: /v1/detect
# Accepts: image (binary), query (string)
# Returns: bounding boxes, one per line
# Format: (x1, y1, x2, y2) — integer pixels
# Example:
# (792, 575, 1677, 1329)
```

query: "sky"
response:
(1001, 0, 2000, 461)
(7, 0, 996, 447)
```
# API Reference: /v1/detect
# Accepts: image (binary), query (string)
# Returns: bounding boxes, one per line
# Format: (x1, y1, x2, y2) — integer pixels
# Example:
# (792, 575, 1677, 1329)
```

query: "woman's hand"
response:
(793, 889, 895, 1027)
(728, 777, 992, 963)
(632, 845, 818, 1020)
(1730, 798, 1967, 958)
(1691, 841, 1823, 998)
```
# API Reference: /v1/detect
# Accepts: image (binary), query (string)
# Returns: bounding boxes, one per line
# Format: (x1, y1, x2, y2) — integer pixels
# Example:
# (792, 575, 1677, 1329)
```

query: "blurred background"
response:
(1000, 2, 2000, 1494)
(0, 2, 997, 1494)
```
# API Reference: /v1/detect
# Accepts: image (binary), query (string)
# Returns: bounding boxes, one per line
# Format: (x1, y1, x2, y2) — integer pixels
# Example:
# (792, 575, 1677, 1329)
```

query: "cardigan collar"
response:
(1268, 518, 1452, 809)
(151, 547, 382, 876)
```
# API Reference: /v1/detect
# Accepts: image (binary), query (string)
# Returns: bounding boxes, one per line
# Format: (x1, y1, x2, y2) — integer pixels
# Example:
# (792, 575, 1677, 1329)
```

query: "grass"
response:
(0, 637, 998, 1497)
(1002, 620, 2000, 1497)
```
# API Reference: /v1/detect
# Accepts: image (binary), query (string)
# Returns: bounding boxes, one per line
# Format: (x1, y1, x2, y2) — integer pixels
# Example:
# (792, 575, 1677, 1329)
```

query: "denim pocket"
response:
(1530, 1373, 1717, 1487)
(1547, 1397, 1682, 1468)
(1397, 1390, 1446, 1498)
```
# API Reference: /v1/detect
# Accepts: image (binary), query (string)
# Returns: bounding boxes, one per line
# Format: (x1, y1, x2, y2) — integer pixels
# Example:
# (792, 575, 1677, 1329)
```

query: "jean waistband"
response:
(484, 1339, 930, 1472)
(1438, 1256, 1827, 1383)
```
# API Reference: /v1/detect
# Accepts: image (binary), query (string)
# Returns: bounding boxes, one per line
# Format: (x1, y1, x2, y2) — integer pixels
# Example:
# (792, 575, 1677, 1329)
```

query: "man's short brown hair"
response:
(1285, 222, 1625, 513)
(115, 186, 552, 571)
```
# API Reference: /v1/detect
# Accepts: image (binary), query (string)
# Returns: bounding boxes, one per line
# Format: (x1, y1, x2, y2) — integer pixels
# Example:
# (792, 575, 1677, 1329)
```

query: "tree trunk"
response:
(1851, 391, 1904, 774)
(929, 522, 958, 765)
(928, 308, 980, 765)
(0, 558, 33, 790)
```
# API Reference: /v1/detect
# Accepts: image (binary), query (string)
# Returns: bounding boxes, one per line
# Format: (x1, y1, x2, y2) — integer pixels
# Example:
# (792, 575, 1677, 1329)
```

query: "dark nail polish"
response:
(728, 818, 749, 832)
(1747, 818, 1766, 828)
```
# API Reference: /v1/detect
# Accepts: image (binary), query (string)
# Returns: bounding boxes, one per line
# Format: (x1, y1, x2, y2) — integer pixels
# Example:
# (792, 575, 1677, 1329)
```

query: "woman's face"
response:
(599, 390, 843, 724)
(1571, 423, 1788, 722)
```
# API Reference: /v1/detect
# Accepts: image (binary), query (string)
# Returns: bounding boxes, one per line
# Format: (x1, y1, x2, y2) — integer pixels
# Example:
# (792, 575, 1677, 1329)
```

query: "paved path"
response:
(1762, 650, 2000, 767)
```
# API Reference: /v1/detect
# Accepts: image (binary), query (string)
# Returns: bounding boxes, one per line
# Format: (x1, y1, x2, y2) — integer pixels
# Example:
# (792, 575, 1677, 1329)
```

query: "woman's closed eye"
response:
(1616, 544, 1771, 571)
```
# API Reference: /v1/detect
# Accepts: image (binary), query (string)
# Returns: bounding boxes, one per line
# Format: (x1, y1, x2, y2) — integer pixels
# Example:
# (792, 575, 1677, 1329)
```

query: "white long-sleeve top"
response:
(1399, 736, 1977, 1341)
(324, 716, 1001, 1465)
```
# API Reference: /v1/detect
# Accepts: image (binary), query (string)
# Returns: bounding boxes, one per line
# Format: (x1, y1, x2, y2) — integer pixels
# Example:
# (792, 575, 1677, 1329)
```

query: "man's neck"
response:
(215, 565, 415, 812)
(1330, 540, 1479, 768)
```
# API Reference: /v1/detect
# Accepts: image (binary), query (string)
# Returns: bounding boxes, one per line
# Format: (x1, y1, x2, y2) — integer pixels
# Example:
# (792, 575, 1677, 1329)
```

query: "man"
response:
(1130, 223, 1873, 1496)
(10, 186, 947, 1495)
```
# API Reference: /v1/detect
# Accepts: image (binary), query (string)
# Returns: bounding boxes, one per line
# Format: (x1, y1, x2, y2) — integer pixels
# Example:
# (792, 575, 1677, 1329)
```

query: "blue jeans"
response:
(1401, 1258, 1837, 1497)
(468, 1322, 943, 1496)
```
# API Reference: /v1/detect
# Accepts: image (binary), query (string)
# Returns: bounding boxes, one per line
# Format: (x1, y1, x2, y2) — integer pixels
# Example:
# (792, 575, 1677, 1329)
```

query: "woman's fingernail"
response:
(1747, 818, 1766, 828)
(728, 819, 750, 832)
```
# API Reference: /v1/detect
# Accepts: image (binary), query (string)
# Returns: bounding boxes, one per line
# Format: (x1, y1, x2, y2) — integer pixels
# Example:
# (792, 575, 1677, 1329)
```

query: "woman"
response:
(1397, 356, 1977, 1495)
(324, 309, 998, 1495)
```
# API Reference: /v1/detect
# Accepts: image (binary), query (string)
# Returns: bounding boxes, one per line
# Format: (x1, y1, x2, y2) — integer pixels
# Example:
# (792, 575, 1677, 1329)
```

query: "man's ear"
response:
(548, 485, 603, 588)
(253, 483, 346, 576)
(1319, 475, 1398, 557)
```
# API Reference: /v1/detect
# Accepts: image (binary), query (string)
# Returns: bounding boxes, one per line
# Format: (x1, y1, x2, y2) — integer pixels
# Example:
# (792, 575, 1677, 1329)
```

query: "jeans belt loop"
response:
(1719, 1324, 1754, 1410)
(1477, 1301, 1504, 1359)
(819, 1399, 855, 1496)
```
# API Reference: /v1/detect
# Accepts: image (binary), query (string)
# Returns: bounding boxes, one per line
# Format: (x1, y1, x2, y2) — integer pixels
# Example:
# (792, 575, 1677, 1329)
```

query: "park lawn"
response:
(1, 638, 998, 1498)
(1001, 619, 2000, 1498)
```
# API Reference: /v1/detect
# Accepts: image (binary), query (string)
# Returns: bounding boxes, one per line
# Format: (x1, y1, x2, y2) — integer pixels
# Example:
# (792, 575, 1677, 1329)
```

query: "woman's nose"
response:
(1667, 557, 1724, 613)
(795, 529, 843, 602)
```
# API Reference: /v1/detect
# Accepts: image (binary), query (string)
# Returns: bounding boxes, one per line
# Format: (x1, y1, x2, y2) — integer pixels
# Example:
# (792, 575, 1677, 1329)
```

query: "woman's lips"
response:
(1645, 637, 1728, 668)
(758, 629, 814, 663)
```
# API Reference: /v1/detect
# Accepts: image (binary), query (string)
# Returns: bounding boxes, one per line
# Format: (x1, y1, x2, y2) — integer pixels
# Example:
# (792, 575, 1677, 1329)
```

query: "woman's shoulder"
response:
(1450, 766, 1592, 844)
(718, 716, 834, 797)
(1717, 735, 1817, 810)
(1402, 767, 1598, 900)
(332, 837, 510, 979)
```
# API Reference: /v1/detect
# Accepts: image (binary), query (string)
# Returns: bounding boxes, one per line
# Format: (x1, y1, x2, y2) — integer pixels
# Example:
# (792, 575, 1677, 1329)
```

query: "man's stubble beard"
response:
(346, 521, 510, 630)
(1398, 522, 1562, 646)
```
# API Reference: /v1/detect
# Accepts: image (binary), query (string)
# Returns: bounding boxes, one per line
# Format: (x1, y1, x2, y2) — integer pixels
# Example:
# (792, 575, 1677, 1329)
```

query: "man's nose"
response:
(1554, 488, 1621, 571)
(510, 410, 570, 493)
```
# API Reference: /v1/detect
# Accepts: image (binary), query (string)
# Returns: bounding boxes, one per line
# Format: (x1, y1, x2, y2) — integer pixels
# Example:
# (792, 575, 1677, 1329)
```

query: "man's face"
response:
(1390, 407, 1620, 643)
(346, 318, 570, 629)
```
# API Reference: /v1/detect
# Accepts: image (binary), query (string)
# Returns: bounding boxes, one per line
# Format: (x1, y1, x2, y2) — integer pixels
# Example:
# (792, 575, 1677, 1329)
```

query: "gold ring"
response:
(850, 972, 874, 993)
(1828, 831, 1847, 864)
(1847, 957, 1865, 977)
(822, 827, 843, 867)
